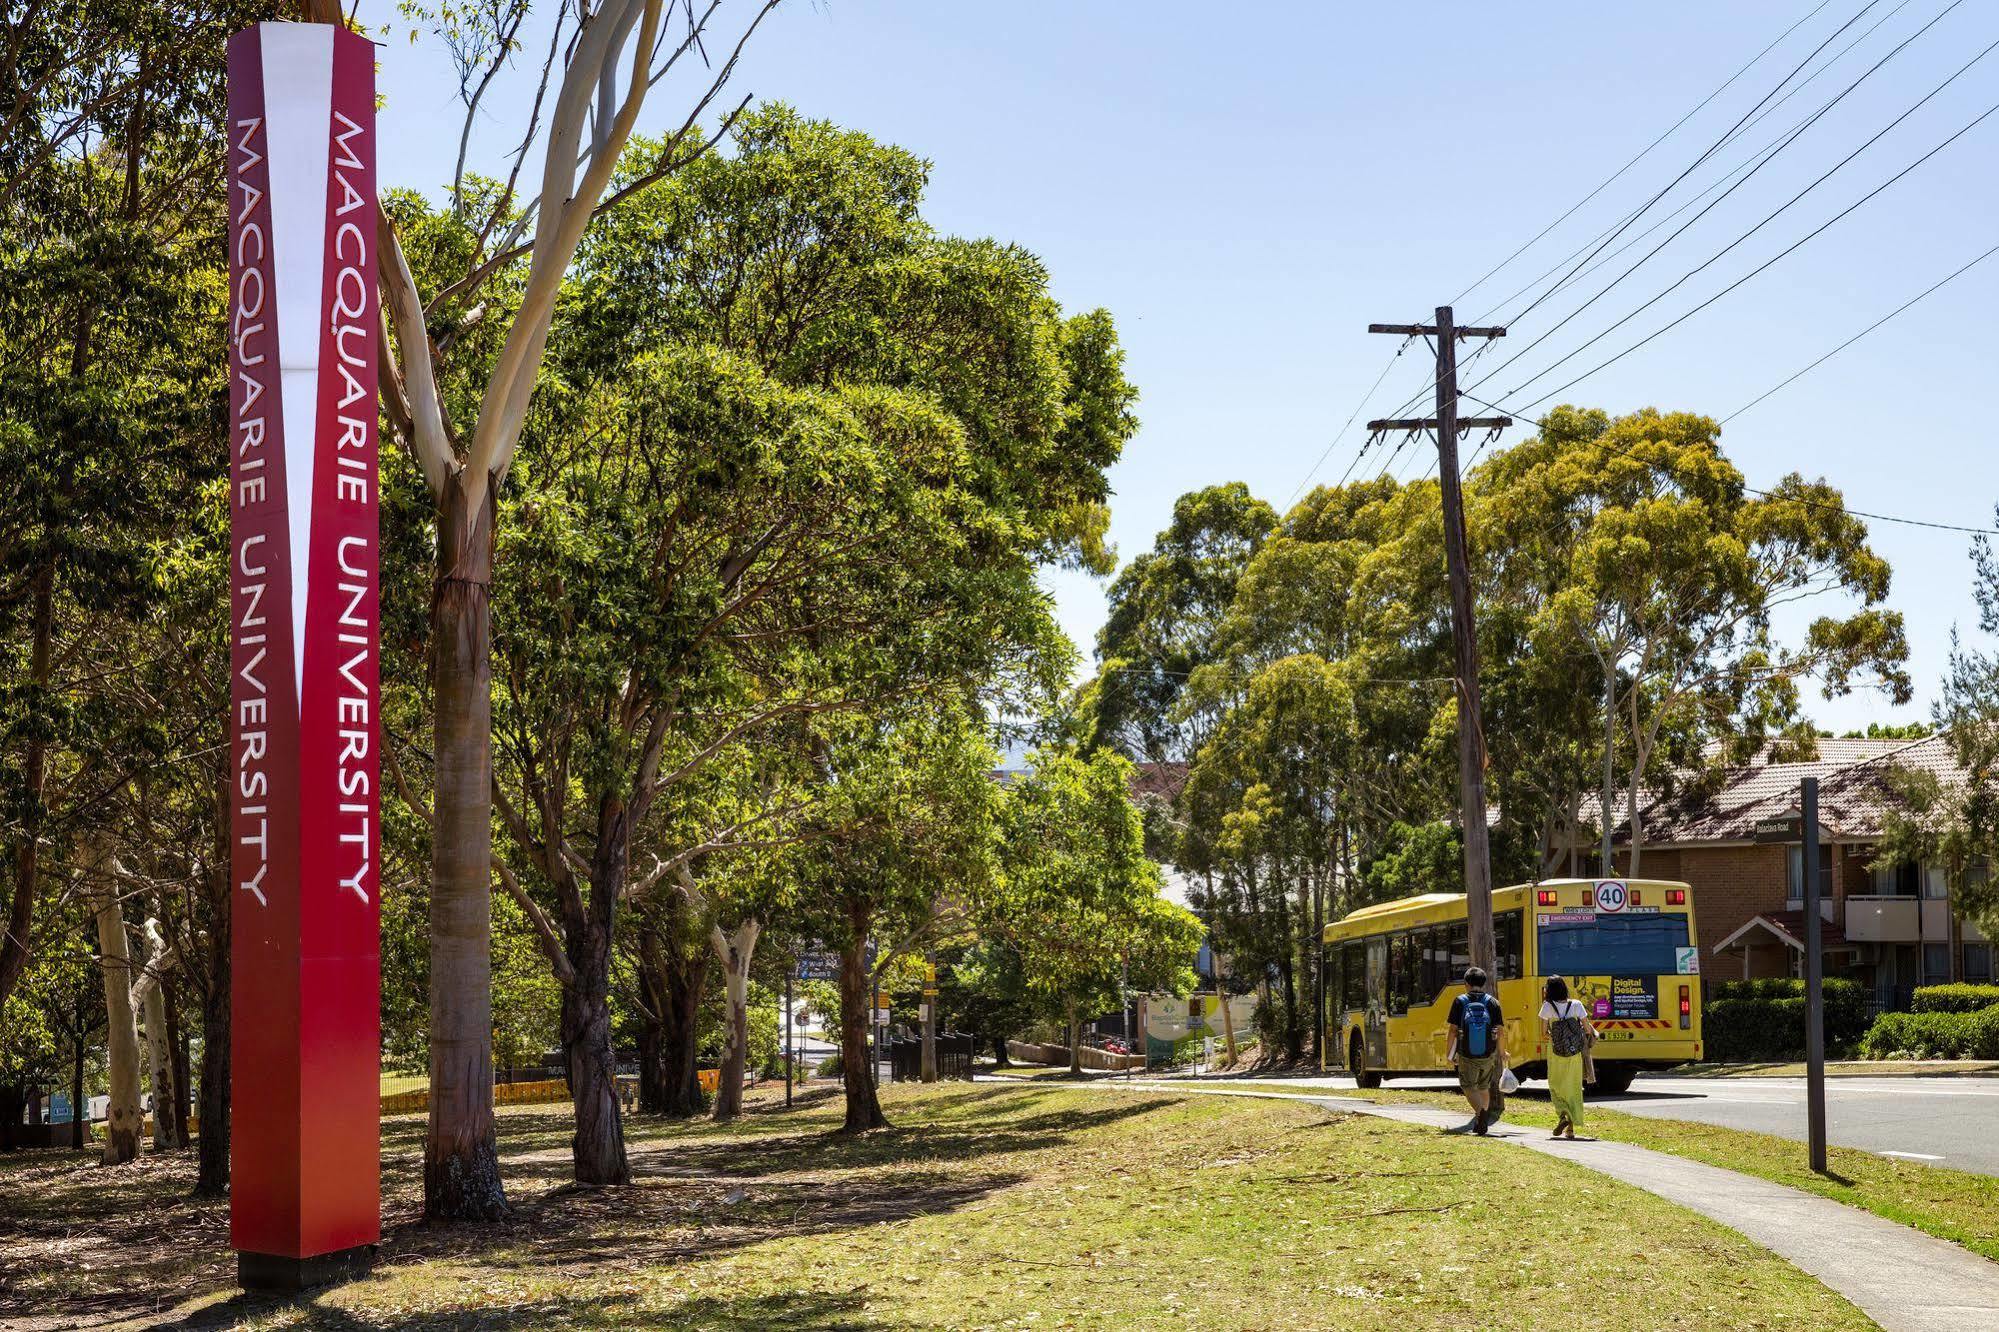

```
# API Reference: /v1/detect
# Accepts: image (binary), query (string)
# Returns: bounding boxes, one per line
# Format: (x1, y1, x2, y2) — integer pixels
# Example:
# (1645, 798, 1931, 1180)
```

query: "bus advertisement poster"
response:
(1578, 975, 1658, 1021)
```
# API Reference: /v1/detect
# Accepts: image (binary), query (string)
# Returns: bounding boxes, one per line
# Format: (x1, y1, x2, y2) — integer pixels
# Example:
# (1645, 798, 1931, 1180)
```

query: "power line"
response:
(1302, 2, 1870, 505)
(1725, 239, 1999, 421)
(1466, 0, 1976, 405)
(1510, 0, 1889, 329)
(1501, 90, 1999, 419)
(1293, 335, 1416, 500)
(1445, 0, 1842, 311)
(1455, 387, 1999, 536)
(1468, 0, 1928, 332)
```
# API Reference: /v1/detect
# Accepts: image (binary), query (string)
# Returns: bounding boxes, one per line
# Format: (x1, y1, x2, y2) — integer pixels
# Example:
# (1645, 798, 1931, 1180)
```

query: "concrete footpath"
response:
(1102, 1080, 1999, 1332)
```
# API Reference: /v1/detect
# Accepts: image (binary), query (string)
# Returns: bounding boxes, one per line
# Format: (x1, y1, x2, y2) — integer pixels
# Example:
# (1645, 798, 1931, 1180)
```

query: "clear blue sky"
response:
(358, 0, 1999, 732)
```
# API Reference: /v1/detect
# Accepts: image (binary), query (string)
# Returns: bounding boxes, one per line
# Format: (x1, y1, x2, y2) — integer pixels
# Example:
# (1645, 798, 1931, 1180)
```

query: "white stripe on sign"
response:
(259, 21, 334, 709)
(1879, 1150, 1944, 1161)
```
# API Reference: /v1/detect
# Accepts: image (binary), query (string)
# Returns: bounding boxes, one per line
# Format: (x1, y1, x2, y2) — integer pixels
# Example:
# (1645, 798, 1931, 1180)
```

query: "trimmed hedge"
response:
(1859, 1003, 1999, 1059)
(1702, 978, 1869, 1061)
(1911, 983, 1999, 1014)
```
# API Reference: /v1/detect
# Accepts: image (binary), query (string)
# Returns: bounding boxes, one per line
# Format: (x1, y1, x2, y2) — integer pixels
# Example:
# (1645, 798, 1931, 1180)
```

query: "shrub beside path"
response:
(1096, 1081, 1999, 1332)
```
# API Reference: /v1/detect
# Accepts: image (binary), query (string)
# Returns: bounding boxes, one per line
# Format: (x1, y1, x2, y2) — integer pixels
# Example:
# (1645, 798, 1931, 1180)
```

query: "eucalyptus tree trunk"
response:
(425, 474, 507, 1219)
(166, 979, 191, 1149)
(836, 915, 885, 1133)
(1066, 1001, 1082, 1075)
(195, 781, 231, 1194)
(636, 910, 708, 1117)
(0, 560, 55, 1009)
(1601, 659, 1617, 877)
(558, 920, 627, 1184)
(711, 918, 760, 1121)
(560, 805, 631, 1186)
(88, 855, 143, 1165)
(135, 940, 177, 1152)
(196, 970, 230, 1193)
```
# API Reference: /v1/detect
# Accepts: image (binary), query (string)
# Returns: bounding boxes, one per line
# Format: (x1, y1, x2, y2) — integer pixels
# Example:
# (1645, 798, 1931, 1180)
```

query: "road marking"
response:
(1880, 1150, 1944, 1161)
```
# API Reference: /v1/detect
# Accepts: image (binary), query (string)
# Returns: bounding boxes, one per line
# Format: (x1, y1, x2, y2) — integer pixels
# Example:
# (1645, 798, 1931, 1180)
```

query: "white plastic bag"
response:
(1499, 1066, 1520, 1095)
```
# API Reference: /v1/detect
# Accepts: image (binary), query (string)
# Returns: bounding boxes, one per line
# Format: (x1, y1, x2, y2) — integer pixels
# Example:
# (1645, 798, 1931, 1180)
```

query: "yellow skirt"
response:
(1548, 1052, 1586, 1127)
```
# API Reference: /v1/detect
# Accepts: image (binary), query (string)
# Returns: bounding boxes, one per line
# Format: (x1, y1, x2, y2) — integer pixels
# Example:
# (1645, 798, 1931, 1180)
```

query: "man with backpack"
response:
(1445, 966, 1506, 1135)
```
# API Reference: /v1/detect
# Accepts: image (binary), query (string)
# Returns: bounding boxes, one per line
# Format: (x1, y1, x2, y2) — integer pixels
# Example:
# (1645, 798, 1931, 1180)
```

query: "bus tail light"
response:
(1629, 889, 1642, 905)
(1582, 886, 1595, 906)
(1666, 889, 1686, 905)
(1679, 985, 1692, 1030)
(1537, 889, 1557, 905)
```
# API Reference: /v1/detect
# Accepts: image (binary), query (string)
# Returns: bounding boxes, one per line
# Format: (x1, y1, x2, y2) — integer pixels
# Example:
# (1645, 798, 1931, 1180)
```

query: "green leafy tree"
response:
(986, 750, 1202, 1072)
(1473, 406, 1911, 872)
(1076, 484, 1277, 762)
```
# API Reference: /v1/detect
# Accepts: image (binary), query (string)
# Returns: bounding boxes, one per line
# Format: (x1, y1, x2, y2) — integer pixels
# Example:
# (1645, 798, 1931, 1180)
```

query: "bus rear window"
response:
(1536, 913, 1690, 975)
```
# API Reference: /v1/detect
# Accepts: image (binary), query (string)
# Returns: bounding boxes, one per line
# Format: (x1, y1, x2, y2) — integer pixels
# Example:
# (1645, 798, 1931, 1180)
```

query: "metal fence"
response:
(885, 1032, 975, 1082)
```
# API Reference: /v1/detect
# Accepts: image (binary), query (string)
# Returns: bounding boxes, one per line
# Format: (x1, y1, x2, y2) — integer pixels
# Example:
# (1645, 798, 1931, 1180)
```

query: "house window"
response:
(1921, 863, 1950, 900)
(1923, 943, 1951, 986)
(1868, 859, 1922, 897)
(1787, 845, 1834, 906)
(1964, 943, 1993, 984)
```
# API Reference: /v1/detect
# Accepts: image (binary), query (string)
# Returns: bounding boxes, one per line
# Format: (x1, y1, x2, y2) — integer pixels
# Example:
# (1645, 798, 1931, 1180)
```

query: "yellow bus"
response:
(1321, 878, 1703, 1095)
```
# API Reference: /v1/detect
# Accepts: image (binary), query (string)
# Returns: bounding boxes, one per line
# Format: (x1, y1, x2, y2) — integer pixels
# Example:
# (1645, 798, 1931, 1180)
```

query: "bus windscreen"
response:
(1536, 913, 1690, 975)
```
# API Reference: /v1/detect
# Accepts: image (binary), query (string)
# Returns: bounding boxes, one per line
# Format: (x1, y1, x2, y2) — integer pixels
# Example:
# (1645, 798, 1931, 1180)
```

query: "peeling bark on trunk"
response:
(711, 918, 760, 1122)
(138, 964, 176, 1151)
(425, 473, 507, 1220)
(88, 855, 142, 1165)
(837, 917, 884, 1133)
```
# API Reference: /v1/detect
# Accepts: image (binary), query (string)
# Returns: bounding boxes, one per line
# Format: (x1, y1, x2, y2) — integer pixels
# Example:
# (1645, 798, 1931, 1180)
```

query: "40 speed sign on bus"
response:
(1594, 880, 1631, 912)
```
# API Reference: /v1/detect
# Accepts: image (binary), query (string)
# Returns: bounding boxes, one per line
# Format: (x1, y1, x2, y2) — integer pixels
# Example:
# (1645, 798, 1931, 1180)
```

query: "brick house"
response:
(1575, 736, 1992, 1010)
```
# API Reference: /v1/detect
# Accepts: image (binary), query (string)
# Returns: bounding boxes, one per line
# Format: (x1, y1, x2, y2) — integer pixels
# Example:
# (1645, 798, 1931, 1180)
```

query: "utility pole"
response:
(1802, 778, 1828, 1173)
(1602, 663, 1616, 877)
(1368, 306, 1508, 976)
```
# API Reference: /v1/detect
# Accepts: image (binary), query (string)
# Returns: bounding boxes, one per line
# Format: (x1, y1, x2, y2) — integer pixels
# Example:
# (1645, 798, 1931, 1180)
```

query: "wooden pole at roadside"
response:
(1802, 777, 1828, 1173)
(1368, 307, 1508, 976)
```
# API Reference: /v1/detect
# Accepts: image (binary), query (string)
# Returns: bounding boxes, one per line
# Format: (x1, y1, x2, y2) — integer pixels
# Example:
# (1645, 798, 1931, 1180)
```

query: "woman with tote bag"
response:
(1539, 977, 1594, 1139)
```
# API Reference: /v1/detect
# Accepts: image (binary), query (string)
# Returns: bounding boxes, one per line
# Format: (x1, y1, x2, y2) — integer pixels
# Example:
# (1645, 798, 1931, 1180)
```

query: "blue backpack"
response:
(1461, 994, 1495, 1058)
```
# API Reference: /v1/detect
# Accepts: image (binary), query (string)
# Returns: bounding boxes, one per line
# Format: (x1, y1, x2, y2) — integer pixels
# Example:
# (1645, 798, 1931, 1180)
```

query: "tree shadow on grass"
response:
(145, 1287, 884, 1331)
(8, 1085, 1184, 1331)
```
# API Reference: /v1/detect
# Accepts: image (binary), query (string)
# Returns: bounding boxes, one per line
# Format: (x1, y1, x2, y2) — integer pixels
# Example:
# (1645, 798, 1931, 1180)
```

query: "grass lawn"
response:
(0, 1082, 1869, 1331)
(379, 1072, 431, 1097)
(1187, 1079, 1999, 1265)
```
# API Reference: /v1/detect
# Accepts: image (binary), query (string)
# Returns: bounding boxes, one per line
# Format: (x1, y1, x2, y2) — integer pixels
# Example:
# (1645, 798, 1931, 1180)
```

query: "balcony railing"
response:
(1843, 895, 1921, 943)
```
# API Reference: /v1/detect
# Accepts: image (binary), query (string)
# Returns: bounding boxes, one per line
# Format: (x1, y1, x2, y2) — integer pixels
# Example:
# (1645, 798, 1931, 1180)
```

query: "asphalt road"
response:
(1290, 1071, 1999, 1176)
(1609, 1073, 1999, 1176)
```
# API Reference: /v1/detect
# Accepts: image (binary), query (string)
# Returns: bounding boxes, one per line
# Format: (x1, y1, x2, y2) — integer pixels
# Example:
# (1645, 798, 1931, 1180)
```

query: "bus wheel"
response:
(1350, 1033, 1381, 1090)
(1593, 1064, 1636, 1095)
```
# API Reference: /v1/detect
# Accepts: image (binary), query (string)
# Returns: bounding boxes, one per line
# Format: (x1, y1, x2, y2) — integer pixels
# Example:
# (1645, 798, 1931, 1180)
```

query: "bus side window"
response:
(1497, 910, 1523, 980)
(1447, 920, 1471, 984)
(1422, 926, 1450, 1001)
(1385, 932, 1406, 1014)
(1341, 941, 1366, 1013)
(1399, 932, 1423, 1012)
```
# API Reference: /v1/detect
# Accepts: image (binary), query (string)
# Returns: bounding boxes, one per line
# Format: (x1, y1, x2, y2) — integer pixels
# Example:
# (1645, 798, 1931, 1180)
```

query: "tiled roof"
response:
(1129, 761, 1189, 804)
(1581, 735, 1966, 845)
(1714, 909, 1855, 953)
